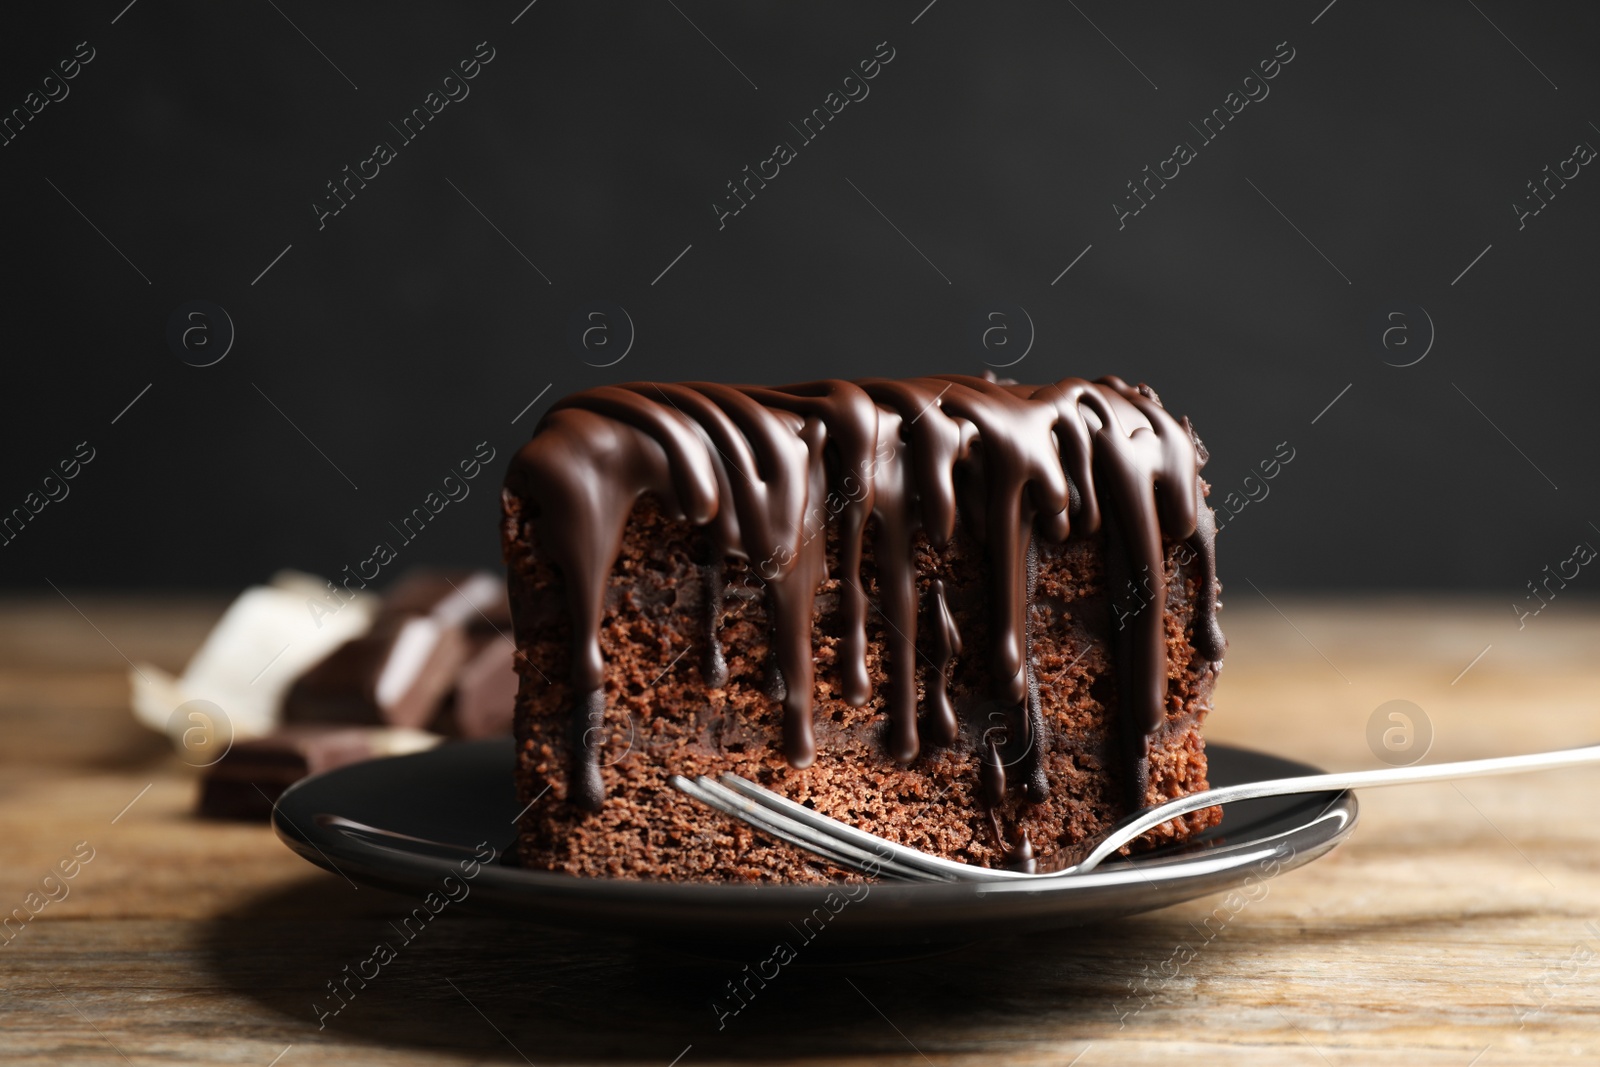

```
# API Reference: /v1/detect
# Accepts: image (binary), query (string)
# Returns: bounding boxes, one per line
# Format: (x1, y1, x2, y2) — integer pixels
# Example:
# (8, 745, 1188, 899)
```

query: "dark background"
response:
(2, 1, 1596, 595)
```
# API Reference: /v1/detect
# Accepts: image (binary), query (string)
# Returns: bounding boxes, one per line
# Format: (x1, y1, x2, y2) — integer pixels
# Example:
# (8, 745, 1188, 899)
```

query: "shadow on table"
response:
(197, 874, 1227, 1062)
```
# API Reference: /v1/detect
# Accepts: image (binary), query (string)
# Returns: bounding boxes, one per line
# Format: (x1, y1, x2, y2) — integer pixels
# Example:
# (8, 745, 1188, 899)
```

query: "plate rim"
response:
(272, 738, 1359, 921)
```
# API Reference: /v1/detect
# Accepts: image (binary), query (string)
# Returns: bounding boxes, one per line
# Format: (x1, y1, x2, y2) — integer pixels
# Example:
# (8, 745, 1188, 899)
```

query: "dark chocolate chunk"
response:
(447, 636, 519, 739)
(284, 570, 505, 730)
(197, 725, 433, 820)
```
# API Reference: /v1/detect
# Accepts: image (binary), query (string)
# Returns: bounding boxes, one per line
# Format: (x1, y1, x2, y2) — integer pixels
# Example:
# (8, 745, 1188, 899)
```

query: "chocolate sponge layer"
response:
(502, 494, 1221, 884)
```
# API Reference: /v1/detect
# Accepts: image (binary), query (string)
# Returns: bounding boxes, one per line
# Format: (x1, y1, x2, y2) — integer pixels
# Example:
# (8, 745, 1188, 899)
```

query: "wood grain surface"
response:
(1, 594, 1597, 1065)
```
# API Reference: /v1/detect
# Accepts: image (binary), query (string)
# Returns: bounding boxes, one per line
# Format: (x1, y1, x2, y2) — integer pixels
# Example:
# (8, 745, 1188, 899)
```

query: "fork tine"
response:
(678, 776, 937, 882)
(715, 773, 1025, 883)
(694, 777, 942, 882)
(671, 776, 886, 876)
(668, 775, 938, 881)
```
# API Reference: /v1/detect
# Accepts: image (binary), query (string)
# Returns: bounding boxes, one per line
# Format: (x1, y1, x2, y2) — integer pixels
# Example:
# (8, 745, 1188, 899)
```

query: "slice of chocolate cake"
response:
(500, 375, 1225, 882)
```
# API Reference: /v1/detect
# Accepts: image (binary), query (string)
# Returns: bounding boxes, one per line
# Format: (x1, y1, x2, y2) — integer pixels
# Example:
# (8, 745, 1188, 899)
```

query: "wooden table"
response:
(2, 594, 1597, 1065)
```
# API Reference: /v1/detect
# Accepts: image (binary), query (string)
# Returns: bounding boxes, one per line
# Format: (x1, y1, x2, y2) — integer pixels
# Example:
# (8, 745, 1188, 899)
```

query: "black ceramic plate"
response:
(273, 739, 1356, 947)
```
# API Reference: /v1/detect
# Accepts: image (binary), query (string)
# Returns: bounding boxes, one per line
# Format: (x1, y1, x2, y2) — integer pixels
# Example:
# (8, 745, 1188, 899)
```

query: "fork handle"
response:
(1076, 740, 1600, 874)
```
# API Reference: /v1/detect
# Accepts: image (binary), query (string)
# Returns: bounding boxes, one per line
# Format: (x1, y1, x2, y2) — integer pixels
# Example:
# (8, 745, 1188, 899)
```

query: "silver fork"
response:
(669, 741, 1600, 883)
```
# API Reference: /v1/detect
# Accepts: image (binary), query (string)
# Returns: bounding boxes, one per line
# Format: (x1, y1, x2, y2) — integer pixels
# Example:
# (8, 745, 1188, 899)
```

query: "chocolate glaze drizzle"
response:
(506, 376, 1224, 826)
(698, 552, 729, 689)
(1008, 833, 1037, 874)
(926, 579, 962, 747)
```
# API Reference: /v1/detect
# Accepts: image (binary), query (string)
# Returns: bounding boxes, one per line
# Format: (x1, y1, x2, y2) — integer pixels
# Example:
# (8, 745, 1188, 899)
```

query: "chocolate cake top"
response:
(505, 375, 1223, 812)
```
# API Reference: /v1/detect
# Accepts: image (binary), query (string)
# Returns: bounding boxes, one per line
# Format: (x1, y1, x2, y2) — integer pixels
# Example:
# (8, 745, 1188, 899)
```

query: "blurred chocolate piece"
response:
(198, 725, 438, 820)
(460, 578, 512, 637)
(129, 571, 379, 744)
(284, 570, 505, 730)
(447, 637, 519, 738)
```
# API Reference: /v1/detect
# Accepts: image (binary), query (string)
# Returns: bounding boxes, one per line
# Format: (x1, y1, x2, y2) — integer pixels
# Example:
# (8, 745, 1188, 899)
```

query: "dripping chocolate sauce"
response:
(506, 375, 1224, 846)
(697, 549, 729, 690)
(926, 578, 962, 747)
